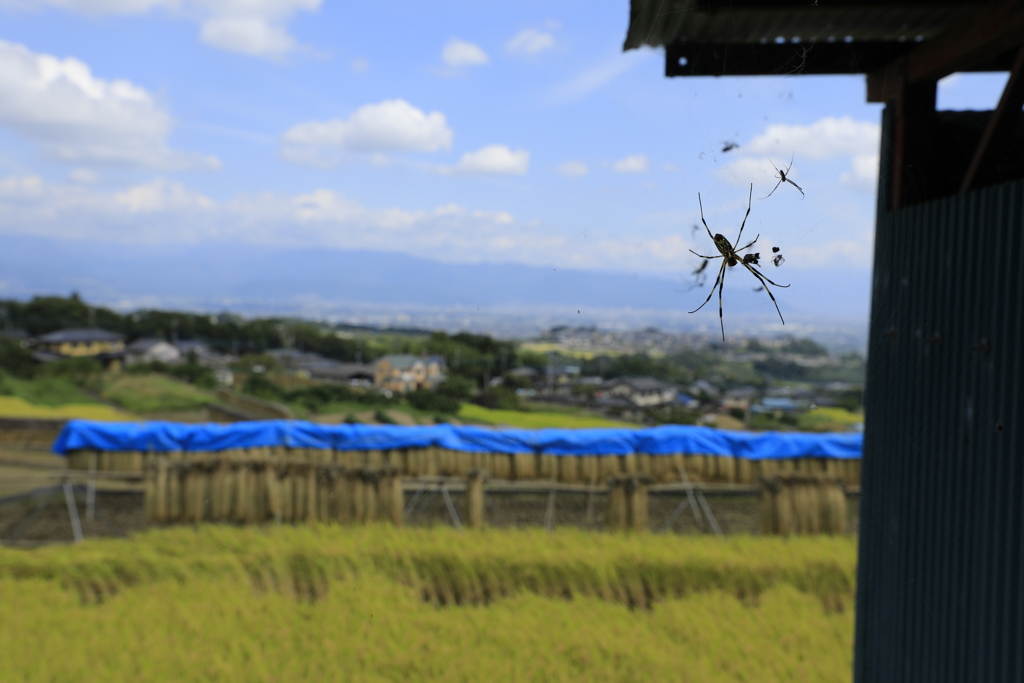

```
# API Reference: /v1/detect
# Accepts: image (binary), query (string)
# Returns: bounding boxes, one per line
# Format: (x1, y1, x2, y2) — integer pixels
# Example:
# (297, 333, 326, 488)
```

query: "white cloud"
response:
(350, 57, 369, 73)
(506, 29, 556, 56)
(13, 0, 321, 59)
(113, 178, 212, 212)
(281, 99, 454, 165)
(440, 145, 529, 176)
(441, 38, 489, 67)
(746, 116, 880, 160)
(0, 40, 219, 170)
(613, 154, 648, 173)
(841, 154, 879, 193)
(557, 160, 588, 177)
(550, 49, 653, 104)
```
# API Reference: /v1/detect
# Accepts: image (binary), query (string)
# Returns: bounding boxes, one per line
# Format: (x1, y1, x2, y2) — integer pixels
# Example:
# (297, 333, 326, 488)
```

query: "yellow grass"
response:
(807, 407, 864, 425)
(0, 396, 134, 421)
(459, 403, 632, 429)
(101, 374, 215, 415)
(0, 526, 855, 682)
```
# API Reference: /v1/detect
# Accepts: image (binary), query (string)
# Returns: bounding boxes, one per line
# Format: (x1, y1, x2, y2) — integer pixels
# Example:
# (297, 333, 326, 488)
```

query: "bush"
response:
(405, 389, 460, 414)
(728, 407, 746, 422)
(471, 386, 520, 411)
(0, 338, 36, 378)
(374, 409, 394, 424)
(38, 357, 103, 383)
(242, 373, 286, 402)
(436, 376, 474, 400)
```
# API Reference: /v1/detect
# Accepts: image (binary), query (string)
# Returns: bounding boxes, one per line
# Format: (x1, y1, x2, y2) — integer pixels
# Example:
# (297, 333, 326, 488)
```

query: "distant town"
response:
(0, 294, 864, 432)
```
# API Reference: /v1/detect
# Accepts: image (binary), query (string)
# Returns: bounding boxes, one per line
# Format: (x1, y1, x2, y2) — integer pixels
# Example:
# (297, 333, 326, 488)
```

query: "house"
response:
(373, 354, 446, 393)
(688, 379, 720, 400)
(32, 328, 125, 371)
(599, 377, 678, 408)
(125, 338, 182, 366)
(721, 386, 759, 411)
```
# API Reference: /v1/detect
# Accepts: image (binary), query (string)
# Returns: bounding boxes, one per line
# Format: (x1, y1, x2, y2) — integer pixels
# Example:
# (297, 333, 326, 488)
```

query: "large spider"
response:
(688, 184, 790, 341)
(761, 152, 804, 199)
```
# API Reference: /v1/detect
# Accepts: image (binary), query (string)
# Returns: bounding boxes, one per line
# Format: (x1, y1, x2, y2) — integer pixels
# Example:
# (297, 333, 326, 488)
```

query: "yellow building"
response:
(34, 328, 125, 371)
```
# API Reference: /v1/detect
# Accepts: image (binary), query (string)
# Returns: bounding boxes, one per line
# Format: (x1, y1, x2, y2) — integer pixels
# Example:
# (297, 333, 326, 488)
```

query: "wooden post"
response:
(628, 475, 651, 532)
(606, 476, 627, 532)
(86, 451, 97, 521)
(466, 469, 486, 529)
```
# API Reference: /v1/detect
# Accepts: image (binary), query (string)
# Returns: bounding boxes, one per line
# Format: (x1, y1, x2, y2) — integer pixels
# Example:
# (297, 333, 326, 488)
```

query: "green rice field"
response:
(0, 526, 856, 682)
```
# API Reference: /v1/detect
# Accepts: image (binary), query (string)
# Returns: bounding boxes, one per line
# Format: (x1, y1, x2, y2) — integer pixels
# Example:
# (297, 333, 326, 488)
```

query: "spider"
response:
(761, 152, 804, 199)
(688, 184, 790, 341)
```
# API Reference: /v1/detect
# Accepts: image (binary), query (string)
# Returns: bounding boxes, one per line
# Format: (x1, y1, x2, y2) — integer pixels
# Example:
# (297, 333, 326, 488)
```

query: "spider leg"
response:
(744, 263, 790, 288)
(759, 179, 783, 200)
(735, 233, 760, 253)
(716, 262, 727, 341)
(734, 184, 753, 245)
(784, 150, 794, 175)
(697, 193, 716, 242)
(785, 177, 805, 198)
(742, 263, 786, 325)
(689, 260, 726, 315)
(689, 249, 722, 259)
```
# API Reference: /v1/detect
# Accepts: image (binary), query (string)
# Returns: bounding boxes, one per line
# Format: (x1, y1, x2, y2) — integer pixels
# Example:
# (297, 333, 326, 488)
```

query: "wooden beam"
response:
(889, 81, 937, 210)
(868, 0, 1024, 102)
(960, 46, 1024, 193)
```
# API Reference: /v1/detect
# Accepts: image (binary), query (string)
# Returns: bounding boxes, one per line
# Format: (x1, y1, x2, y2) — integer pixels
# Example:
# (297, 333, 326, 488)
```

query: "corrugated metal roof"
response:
(623, 1, 996, 76)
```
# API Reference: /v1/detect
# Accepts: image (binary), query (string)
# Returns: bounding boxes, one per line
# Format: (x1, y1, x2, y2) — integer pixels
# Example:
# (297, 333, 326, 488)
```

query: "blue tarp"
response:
(52, 420, 862, 460)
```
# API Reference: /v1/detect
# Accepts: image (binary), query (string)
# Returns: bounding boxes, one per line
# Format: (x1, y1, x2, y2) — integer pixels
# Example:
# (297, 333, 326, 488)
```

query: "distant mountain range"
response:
(0, 234, 871, 349)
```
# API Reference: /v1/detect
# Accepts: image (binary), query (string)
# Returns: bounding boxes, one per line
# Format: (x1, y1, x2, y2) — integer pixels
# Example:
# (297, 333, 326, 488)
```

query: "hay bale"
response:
(620, 453, 637, 475)
(647, 454, 670, 483)
(558, 456, 580, 484)
(168, 459, 183, 522)
(153, 459, 169, 523)
(760, 475, 846, 536)
(466, 470, 486, 529)
(292, 465, 309, 523)
(99, 450, 113, 472)
(266, 464, 284, 523)
(628, 476, 650, 532)
(351, 470, 367, 523)
(606, 477, 627, 532)
(598, 454, 619, 480)
(452, 449, 474, 476)
(820, 484, 847, 534)
(183, 463, 206, 523)
(144, 463, 157, 522)
(424, 447, 439, 476)
(735, 458, 754, 484)
(717, 455, 737, 483)
(305, 465, 318, 522)
(760, 459, 779, 478)
(636, 453, 651, 477)
(580, 455, 598, 485)
(539, 454, 558, 480)
(512, 452, 536, 480)
(388, 472, 404, 525)
(366, 449, 384, 469)
(684, 454, 704, 481)
(491, 453, 512, 480)
(332, 468, 351, 523)
(364, 471, 379, 523)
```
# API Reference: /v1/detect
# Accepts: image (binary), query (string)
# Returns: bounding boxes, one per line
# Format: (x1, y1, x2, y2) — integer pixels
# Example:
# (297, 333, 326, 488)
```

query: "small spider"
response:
(688, 184, 790, 341)
(761, 152, 804, 200)
(721, 141, 739, 153)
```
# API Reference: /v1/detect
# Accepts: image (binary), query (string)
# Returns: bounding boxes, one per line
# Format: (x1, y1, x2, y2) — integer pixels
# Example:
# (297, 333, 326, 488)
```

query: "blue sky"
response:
(0, 0, 1012, 332)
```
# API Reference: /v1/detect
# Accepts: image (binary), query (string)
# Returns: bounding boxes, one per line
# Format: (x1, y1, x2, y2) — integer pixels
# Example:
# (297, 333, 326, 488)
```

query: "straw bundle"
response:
(620, 453, 637, 475)
(387, 470, 404, 525)
(760, 475, 846, 535)
(350, 470, 367, 523)
(558, 456, 580, 484)
(629, 477, 649, 531)
(144, 462, 157, 522)
(304, 464, 318, 522)
(153, 459, 169, 523)
(99, 450, 113, 472)
(465, 470, 486, 529)
(332, 468, 352, 523)
(647, 454, 670, 483)
(580, 455, 598, 485)
(513, 452, 536, 480)
(539, 454, 558, 480)
(605, 477, 627, 532)
(636, 453, 651, 478)
(317, 468, 331, 521)
(735, 457, 755, 484)
(167, 453, 183, 521)
(684, 454, 705, 481)
(718, 455, 737, 483)
(759, 459, 779, 478)
(363, 471, 379, 523)
(491, 453, 512, 480)
(598, 454, 620, 480)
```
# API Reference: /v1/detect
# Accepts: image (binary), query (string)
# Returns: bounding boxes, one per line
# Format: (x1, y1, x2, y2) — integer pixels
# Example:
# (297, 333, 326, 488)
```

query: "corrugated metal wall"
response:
(855, 105, 1024, 681)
